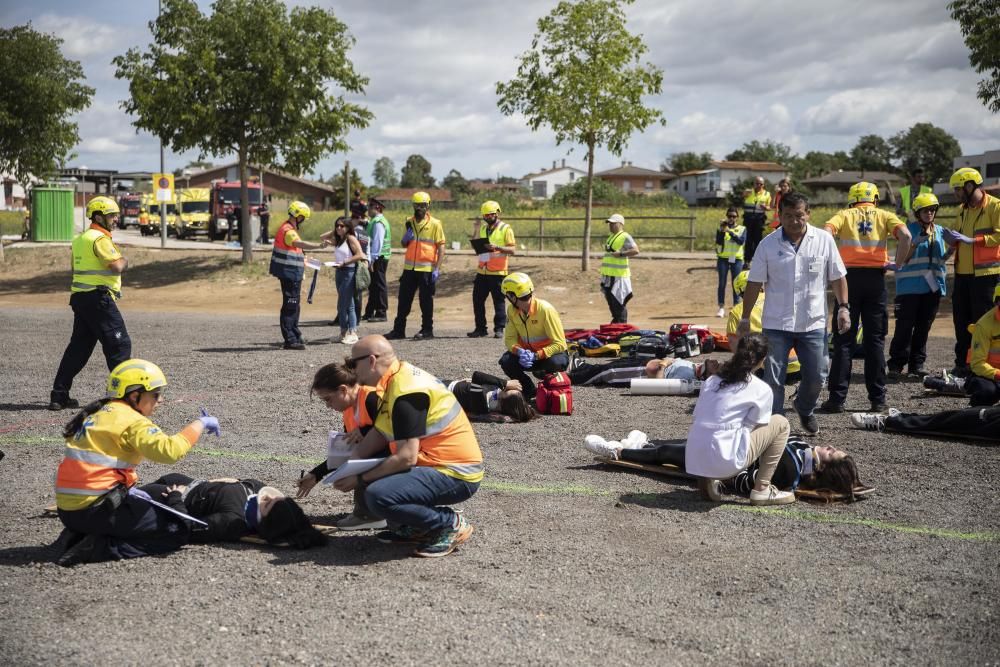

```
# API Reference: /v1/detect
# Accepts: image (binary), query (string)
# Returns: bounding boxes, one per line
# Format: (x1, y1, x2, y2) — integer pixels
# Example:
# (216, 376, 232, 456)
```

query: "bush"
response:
(549, 177, 627, 207)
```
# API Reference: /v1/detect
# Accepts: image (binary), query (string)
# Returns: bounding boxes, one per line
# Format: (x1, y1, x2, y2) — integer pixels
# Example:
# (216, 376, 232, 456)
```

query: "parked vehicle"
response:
(176, 188, 211, 239)
(118, 194, 143, 229)
(139, 193, 179, 237)
(208, 179, 262, 241)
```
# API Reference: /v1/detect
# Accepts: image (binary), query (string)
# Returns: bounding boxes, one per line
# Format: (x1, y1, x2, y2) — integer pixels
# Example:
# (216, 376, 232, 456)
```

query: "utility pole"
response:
(158, 0, 167, 248)
(343, 161, 350, 218)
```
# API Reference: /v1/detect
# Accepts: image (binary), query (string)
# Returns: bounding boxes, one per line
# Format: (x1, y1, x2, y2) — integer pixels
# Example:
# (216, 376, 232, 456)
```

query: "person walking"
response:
(363, 196, 391, 322)
(468, 200, 516, 338)
(887, 193, 950, 378)
(742, 176, 772, 265)
(600, 213, 639, 323)
(821, 182, 911, 413)
(944, 167, 1000, 377)
(715, 206, 745, 318)
(50, 196, 132, 411)
(386, 191, 445, 340)
(896, 168, 932, 221)
(268, 201, 327, 350)
(739, 192, 850, 435)
(320, 217, 366, 345)
(498, 272, 569, 401)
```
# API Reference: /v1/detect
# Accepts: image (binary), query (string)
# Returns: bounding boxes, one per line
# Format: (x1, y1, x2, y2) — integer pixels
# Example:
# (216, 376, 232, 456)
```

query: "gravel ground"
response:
(1, 308, 998, 666)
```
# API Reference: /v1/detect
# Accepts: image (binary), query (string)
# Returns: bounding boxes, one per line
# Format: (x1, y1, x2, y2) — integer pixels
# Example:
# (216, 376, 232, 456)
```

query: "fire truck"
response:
(117, 194, 143, 229)
(208, 179, 262, 241)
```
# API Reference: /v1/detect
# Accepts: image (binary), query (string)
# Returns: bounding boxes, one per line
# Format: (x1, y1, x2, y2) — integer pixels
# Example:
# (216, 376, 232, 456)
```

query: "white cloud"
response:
(35, 13, 119, 58)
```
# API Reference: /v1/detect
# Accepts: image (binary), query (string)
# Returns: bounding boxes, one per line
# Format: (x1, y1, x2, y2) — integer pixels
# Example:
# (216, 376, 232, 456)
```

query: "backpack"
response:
(629, 334, 673, 360)
(668, 323, 717, 353)
(535, 372, 573, 415)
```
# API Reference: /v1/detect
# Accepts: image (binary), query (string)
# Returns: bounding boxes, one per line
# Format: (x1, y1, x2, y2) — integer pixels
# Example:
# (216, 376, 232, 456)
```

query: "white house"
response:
(520, 160, 587, 200)
(671, 160, 788, 205)
(940, 149, 1000, 195)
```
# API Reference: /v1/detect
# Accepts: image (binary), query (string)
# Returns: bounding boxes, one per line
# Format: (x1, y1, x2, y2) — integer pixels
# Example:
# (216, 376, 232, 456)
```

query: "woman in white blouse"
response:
(684, 333, 795, 506)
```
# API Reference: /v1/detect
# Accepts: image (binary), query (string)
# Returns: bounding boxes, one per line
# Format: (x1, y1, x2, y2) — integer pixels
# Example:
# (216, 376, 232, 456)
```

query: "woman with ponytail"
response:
(53, 359, 221, 566)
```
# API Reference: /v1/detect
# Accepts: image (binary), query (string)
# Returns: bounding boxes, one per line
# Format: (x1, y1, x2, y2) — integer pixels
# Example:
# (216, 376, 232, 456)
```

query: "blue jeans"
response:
(761, 328, 827, 416)
(716, 258, 743, 307)
(335, 266, 357, 332)
(365, 466, 479, 533)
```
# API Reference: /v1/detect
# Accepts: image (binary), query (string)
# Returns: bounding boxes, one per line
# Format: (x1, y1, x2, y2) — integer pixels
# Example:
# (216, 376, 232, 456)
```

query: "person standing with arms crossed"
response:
(386, 191, 445, 340)
(742, 176, 772, 265)
(600, 213, 639, 324)
(468, 200, 516, 339)
(739, 192, 850, 435)
(50, 197, 132, 411)
(363, 196, 391, 323)
(269, 201, 327, 350)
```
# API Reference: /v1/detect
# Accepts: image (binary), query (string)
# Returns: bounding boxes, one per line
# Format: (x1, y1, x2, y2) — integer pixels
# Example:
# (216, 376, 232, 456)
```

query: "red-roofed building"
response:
(671, 160, 788, 205)
(596, 162, 674, 195)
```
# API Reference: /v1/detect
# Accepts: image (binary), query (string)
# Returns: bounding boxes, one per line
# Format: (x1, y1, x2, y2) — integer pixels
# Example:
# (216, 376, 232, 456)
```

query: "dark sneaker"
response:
(818, 400, 845, 414)
(797, 411, 819, 435)
(466, 329, 488, 338)
(56, 533, 105, 567)
(412, 330, 434, 340)
(908, 366, 927, 378)
(376, 525, 428, 544)
(886, 367, 903, 380)
(950, 365, 971, 378)
(698, 478, 723, 502)
(413, 515, 474, 558)
(384, 330, 406, 340)
(870, 400, 888, 412)
(494, 329, 505, 339)
(48, 528, 85, 561)
(283, 342, 306, 350)
(368, 315, 387, 323)
(48, 396, 80, 411)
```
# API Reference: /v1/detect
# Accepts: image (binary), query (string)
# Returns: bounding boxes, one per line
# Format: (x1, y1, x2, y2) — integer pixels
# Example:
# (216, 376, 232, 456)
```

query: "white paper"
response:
(305, 257, 322, 271)
(326, 430, 353, 469)
(924, 270, 940, 293)
(323, 261, 341, 267)
(128, 487, 208, 527)
(320, 458, 386, 485)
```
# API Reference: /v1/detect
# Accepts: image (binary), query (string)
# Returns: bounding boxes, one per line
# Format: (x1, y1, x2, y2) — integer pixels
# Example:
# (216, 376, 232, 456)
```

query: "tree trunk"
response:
(582, 142, 595, 272)
(239, 147, 252, 264)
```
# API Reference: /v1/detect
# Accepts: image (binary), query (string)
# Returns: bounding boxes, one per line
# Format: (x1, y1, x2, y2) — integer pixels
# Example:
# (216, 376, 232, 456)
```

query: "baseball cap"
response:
(606, 214, 625, 224)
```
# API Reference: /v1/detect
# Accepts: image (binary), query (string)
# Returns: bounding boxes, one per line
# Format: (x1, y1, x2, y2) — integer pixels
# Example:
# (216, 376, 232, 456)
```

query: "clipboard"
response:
(320, 458, 386, 484)
(469, 237, 492, 254)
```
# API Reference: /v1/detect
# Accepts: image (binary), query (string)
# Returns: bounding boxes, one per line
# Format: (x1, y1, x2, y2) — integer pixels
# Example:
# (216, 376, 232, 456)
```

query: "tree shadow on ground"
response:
(0, 403, 52, 412)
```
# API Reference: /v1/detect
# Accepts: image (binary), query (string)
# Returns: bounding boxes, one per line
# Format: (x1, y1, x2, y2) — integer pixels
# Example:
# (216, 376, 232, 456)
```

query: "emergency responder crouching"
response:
(386, 191, 446, 340)
(50, 196, 132, 411)
(269, 201, 328, 350)
(498, 272, 570, 400)
(468, 200, 516, 338)
(966, 284, 1000, 406)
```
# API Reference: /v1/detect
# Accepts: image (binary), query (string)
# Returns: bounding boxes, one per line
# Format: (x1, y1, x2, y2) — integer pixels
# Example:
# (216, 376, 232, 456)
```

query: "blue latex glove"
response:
(431, 268, 440, 284)
(198, 408, 221, 437)
(518, 348, 536, 369)
(942, 228, 973, 245)
(401, 227, 415, 246)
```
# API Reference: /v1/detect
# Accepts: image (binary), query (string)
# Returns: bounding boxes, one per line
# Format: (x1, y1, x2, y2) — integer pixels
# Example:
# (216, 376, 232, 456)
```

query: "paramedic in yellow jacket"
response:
(497, 272, 569, 400)
(965, 284, 1000, 407)
(335, 335, 483, 558)
(52, 359, 220, 566)
(386, 191, 446, 341)
(468, 200, 516, 338)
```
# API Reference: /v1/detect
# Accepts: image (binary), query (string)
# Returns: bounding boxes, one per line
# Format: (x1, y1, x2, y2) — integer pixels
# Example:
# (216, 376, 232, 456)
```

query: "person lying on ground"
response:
(52, 359, 220, 567)
(138, 473, 327, 548)
(584, 431, 861, 499)
(568, 357, 718, 386)
(440, 371, 538, 422)
(295, 362, 387, 531)
(851, 405, 1000, 440)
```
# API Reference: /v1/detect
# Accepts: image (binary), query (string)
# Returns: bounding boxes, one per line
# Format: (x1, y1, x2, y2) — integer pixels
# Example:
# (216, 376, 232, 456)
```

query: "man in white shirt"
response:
(738, 192, 850, 434)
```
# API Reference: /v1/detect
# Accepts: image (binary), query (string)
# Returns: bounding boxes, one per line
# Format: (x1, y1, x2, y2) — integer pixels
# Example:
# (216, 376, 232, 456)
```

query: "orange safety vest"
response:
(478, 221, 512, 274)
(269, 220, 305, 280)
(403, 216, 442, 272)
(968, 194, 1000, 275)
(343, 385, 378, 432)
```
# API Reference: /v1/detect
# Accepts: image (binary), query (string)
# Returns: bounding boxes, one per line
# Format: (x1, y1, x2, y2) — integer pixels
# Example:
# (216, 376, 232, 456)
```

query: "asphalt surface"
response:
(1, 308, 997, 665)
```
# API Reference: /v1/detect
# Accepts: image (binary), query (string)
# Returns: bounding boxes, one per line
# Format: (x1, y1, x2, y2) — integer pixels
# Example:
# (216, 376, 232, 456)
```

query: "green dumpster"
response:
(30, 187, 75, 242)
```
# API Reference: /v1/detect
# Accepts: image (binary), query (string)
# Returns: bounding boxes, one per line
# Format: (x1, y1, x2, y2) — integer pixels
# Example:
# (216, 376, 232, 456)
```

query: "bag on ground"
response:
(535, 372, 573, 415)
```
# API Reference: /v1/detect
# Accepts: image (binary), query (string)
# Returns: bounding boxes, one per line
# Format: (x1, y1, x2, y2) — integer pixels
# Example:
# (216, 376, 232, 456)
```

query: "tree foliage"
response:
(399, 154, 435, 188)
(326, 167, 365, 211)
(889, 123, 962, 183)
(662, 151, 713, 174)
(371, 157, 398, 188)
(949, 0, 1000, 114)
(849, 134, 894, 172)
(0, 25, 94, 185)
(113, 0, 371, 262)
(442, 169, 474, 196)
(496, 0, 664, 271)
(789, 150, 853, 181)
(725, 139, 794, 166)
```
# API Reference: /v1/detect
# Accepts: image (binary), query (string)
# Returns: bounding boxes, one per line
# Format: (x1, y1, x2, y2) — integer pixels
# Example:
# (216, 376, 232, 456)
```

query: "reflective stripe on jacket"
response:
(970, 308, 1000, 381)
(269, 221, 305, 281)
(825, 205, 904, 268)
(716, 224, 746, 260)
(71, 227, 122, 296)
(504, 297, 568, 360)
(895, 222, 948, 296)
(477, 221, 513, 275)
(403, 216, 443, 272)
(600, 232, 631, 278)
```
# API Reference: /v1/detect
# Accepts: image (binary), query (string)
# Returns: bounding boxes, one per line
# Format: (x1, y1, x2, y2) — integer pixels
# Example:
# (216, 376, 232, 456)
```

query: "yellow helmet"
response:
(950, 167, 983, 189)
(733, 270, 750, 296)
(912, 192, 939, 212)
(107, 359, 167, 399)
(481, 200, 501, 216)
(501, 272, 534, 299)
(86, 196, 120, 219)
(411, 191, 431, 205)
(847, 182, 879, 206)
(288, 201, 311, 221)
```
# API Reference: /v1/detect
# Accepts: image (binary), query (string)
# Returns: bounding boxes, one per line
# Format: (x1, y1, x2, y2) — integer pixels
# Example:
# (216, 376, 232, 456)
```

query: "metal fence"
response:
(467, 215, 698, 252)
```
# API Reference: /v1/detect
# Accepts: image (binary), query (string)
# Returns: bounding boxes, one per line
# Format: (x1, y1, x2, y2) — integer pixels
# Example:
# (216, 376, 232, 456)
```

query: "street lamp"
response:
(182, 168, 192, 189)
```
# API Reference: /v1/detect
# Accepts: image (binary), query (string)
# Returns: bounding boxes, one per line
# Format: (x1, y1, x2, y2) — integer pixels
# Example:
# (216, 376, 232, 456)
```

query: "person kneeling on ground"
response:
(584, 432, 861, 500)
(682, 334, 795, 506)
(498, 272, 569, 401)
(964, 284, 1000, 407)
(851, 405, 1000, 440)
(333, 335, 484, 558)
(139, 474, 326, 548)
(52, 359, 221, 566)
(296, 362, 388, 531)
(441, 371, 538, 422)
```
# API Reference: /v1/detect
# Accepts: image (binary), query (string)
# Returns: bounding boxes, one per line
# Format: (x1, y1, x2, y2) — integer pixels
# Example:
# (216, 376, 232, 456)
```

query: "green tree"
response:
(725, 139, 794, 166)
(496, 0, 664, 271)
(550, 176, 626, 207)
(662, 151, 713, 174)
(949, 0, 1000, 113)
(790, 150, 853, 181)
(113, 0, 371, 263)
(889, 123, 962, 184)
(327, 167, 365, 211)
(850, 134, 894, 173)
(399, 154, 435, 188)
(372, 156, 398, 188)
(442, 168, 473, 196)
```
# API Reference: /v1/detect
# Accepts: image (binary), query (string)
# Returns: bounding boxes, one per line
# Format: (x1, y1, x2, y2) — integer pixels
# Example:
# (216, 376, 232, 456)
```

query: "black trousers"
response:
(258, 216, 270, 244)
(601, 280, 631, 323)
(886, 406, 1000, 439)
(743, 214, 766, 265)
(278, 277, 303, 344)
(888, 292, 941, 372)
(498, 351, 569, 399)
(472, 273, 507, 333)
(52, 290, 132, 400)
(952, 274, 998, 367)
(392, 269, 435, 335)
(966, 376, 1000, 407)
(620, 440, 685, 467)
(364, 257, 389, 318)
(828, 268, 888, 405)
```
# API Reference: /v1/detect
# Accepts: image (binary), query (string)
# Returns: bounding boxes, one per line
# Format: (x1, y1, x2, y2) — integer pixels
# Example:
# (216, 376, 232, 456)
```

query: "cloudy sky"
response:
(4, 0, 998, 183)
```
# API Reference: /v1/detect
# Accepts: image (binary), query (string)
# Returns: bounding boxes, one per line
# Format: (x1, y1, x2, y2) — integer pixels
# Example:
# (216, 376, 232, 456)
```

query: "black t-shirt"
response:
(443, 371, 506, 415)
(183, 479, 265, 542)
(391, 393, 429, 440)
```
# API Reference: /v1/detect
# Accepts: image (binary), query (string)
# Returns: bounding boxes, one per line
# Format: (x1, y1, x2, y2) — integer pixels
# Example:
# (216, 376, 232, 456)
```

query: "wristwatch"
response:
(838, 303, 851, 310)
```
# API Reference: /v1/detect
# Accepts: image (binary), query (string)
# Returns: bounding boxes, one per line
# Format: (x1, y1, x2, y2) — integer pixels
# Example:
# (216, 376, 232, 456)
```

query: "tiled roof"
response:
(375, 187, 454, 202)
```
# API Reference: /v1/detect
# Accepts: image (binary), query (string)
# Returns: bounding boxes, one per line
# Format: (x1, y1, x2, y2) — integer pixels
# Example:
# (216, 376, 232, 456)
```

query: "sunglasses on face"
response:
(345, 353, 379, 370)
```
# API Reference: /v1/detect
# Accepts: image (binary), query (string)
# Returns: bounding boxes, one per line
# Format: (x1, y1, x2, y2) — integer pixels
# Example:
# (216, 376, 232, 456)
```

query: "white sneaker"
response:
(749, 484, 796, 506)
(583, 435, 622, 460)
(620, 430, 649, 449)
(342, 332, 360, 345)
(716, 307, 725, 318)
(850, 412, 886, 431)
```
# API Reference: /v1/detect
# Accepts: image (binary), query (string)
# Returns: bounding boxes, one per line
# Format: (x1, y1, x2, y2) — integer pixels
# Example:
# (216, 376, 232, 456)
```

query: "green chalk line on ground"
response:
(482, 480, 613, 496)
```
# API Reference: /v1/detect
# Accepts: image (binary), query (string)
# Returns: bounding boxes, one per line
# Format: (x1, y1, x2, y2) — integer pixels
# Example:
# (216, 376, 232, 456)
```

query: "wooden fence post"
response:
(688, 216, 695, 253)
(538, 216, 544, 251)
